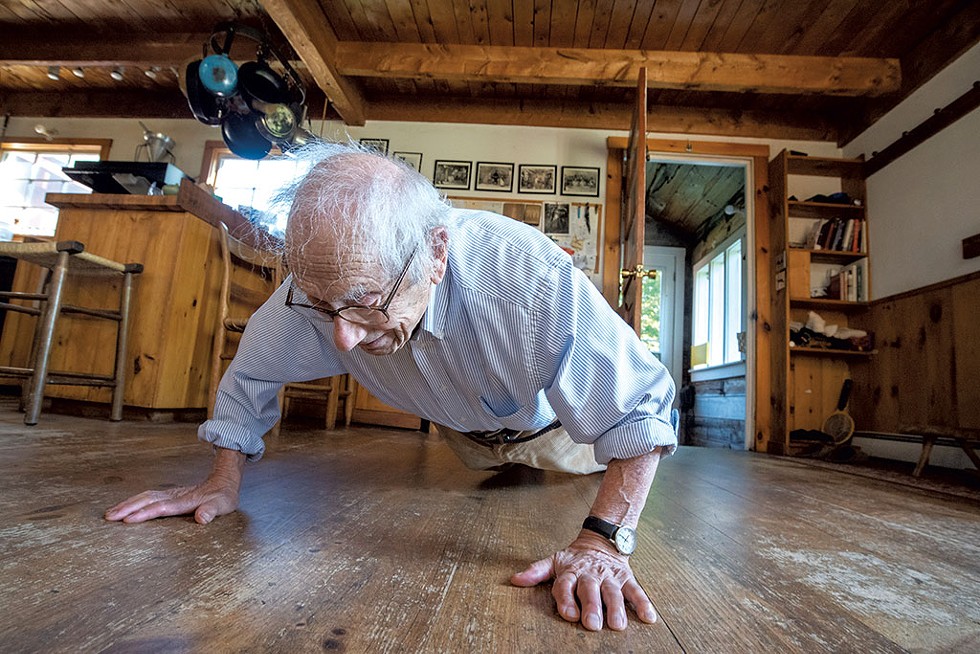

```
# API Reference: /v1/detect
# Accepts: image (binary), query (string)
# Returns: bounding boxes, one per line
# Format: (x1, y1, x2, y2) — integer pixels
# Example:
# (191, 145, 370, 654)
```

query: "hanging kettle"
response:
(198, 53, 238, 97)
(184, 59, 223, 125)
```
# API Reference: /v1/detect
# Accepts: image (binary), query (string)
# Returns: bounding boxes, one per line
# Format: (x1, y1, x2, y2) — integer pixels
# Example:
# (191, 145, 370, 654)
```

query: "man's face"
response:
(292, 251, 431, 356)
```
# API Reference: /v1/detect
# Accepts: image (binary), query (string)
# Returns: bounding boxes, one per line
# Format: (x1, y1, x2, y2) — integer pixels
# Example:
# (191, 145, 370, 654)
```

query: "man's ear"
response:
(429, 226, 449, 284)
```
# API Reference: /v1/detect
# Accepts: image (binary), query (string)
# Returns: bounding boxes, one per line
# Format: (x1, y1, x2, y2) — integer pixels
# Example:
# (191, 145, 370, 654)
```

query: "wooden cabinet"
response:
(0, 181, 268, 411)
(768, 150, 872, 453)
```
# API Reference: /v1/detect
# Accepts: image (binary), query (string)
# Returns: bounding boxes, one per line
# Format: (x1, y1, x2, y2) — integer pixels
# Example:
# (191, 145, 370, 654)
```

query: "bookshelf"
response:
(769, 150, 873, 453)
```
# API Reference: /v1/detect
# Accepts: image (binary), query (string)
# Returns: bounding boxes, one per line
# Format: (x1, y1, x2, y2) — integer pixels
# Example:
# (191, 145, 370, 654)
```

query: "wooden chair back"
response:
(215, 221, 280, 329)
(208, 221, 280, 417)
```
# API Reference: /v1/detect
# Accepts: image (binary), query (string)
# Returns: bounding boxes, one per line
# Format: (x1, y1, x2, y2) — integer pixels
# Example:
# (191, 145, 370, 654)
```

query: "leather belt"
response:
(464, 419, 562, 447)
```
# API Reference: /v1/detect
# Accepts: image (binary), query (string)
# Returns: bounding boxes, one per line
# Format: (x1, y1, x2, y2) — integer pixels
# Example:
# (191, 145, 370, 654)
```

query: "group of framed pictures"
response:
(358, 138, 599, 197)
(433, 161, 600, 197)
(358, 139, 424, 174)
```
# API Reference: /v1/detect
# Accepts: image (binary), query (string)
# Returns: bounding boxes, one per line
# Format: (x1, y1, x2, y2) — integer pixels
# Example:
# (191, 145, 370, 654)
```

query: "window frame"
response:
(200, 140, 312, 236)
(0, 138, 112, 160)
(0, 137, 112, 237)
(690, 227, 746, 375)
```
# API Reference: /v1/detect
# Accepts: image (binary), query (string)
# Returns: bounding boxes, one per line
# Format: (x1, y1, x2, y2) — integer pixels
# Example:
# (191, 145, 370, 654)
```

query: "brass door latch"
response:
(620, 265, 657, 280)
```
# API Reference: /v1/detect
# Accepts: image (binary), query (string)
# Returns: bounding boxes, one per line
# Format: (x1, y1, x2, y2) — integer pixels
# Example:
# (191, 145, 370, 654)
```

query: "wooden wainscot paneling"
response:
(689, 376, 746, 449)
(850, 271, 980, 433)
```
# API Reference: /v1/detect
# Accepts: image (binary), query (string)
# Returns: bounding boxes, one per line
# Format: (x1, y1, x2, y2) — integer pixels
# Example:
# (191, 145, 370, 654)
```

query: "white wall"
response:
(4, 114, 841, 193)
(2, 115, 836, 292)
(841, 43, 980, 469)
(843, 42, 980, 299)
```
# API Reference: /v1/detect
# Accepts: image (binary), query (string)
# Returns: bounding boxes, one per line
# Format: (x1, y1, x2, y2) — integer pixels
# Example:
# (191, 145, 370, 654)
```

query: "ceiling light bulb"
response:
(71, 66, 85, 78)
(110, 67, 124, 82)
(46, 65, 60, 81)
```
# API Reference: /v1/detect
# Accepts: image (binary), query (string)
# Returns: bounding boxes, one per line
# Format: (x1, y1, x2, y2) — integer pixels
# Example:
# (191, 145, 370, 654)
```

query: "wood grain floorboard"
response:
(1, 404, 978, 653)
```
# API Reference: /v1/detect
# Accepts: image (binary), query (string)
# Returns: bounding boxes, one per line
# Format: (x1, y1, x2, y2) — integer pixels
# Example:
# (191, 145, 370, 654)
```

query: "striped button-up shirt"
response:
(201, 209, 677, 464)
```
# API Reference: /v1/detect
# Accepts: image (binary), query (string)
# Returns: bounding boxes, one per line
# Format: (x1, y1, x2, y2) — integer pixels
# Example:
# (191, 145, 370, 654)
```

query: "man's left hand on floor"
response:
(510, 533, 658, 631)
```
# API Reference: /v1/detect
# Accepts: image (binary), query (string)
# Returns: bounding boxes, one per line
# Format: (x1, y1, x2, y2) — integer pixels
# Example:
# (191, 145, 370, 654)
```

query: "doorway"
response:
(648, 156, 749, 449)
(603, 138, 771, 452)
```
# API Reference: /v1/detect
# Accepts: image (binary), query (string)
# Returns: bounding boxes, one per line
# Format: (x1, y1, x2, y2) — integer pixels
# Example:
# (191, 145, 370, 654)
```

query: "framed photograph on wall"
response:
(393, 151, 422, 172)
(518, 164, 557, 194)
(561, 166, 601, 197)
(544, 203, 570, 234)
(474, 162, 514, 192)
(359, 138, 389, 154)
(433, 160, 472, 190)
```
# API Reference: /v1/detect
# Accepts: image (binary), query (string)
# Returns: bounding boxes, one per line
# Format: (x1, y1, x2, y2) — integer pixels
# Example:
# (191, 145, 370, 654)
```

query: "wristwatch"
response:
(582, 516, 637, 555)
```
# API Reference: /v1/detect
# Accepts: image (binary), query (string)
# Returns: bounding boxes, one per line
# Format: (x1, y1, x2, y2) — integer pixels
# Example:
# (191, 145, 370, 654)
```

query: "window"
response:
(203, 143, 313, 237)
(0, 140, 109, 237)
(639, 274, 662, 360)
(692, 234, 743, 368)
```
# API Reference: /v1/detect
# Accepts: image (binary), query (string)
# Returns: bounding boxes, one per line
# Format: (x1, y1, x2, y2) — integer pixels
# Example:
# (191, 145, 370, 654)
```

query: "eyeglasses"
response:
(284, 248, 417, 326)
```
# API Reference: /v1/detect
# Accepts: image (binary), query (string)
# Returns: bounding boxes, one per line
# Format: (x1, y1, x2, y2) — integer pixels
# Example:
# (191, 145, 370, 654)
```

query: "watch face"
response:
(615, 527, 637, 555)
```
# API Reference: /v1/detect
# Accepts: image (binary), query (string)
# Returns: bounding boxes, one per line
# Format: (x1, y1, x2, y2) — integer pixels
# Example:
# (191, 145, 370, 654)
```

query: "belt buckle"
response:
(467, 420, 560, 447)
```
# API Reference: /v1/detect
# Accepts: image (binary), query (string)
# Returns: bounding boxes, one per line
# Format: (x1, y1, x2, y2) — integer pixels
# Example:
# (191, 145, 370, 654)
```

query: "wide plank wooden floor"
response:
(1, 404, 979, 653)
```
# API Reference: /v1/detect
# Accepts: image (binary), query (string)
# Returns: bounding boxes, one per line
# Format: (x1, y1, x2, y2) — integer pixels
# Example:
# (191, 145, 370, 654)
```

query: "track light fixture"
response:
(71, 66, 85, 78)
(110, 67, 124, 82)
(144, 67, 159, 80)
(46, 65, 60, 81)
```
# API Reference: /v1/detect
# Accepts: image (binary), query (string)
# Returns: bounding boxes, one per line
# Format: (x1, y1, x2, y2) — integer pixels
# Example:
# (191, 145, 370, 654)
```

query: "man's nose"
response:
(331, 317, 369, 351)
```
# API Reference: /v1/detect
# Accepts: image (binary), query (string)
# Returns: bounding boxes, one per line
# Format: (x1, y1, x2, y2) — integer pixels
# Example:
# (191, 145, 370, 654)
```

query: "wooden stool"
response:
(900, 425, 980, 477)
(0, 240, 143, 425)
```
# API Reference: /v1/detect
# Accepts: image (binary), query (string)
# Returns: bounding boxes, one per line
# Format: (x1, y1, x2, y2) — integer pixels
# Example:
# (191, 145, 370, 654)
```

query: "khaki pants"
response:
(435, 423, 606, 475)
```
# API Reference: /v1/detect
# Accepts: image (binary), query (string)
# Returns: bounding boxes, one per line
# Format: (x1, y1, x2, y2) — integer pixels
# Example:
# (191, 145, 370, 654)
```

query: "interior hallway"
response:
(1, 404, 978, 653)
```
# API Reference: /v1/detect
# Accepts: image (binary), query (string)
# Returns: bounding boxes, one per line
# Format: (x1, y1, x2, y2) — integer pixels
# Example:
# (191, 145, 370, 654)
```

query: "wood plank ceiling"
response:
(647, 162, 744, 238)
(0, 0, 977, 145)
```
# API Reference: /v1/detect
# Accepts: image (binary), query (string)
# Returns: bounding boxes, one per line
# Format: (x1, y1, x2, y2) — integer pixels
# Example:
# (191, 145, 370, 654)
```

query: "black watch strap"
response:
(582, 515, 636, 555)
(582, 515, 617, 540)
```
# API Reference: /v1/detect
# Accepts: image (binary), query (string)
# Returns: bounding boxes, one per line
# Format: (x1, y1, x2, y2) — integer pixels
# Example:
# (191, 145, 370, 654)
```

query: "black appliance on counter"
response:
(61, 161, 190, 194)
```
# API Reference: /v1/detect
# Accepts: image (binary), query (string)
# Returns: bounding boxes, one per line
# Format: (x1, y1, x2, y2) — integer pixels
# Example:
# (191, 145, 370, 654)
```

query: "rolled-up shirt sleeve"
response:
(534, 256, 677, 464)
(198, 280, 345, 462)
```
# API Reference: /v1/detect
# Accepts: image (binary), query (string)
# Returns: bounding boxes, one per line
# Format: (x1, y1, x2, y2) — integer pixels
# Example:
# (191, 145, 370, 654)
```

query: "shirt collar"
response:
(417, 267, 450, 340)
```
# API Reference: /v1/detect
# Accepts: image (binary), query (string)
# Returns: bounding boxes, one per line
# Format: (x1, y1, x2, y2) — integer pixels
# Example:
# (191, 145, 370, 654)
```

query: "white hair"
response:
(275, 140, 452, 286)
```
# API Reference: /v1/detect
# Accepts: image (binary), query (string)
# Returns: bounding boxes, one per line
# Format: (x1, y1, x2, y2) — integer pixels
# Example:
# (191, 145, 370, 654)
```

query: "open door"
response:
(618, 68, 653, 335)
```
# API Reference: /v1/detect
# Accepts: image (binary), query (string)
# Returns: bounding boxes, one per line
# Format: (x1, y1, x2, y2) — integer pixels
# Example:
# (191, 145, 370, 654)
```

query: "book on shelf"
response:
(827, 258, 869, 301)
(837, 219, 854, 250)
(812, 217, 866, 252)
(805, 219, 827, 249)
(798, 217, 866, 253)
(815, 218, 837, 249)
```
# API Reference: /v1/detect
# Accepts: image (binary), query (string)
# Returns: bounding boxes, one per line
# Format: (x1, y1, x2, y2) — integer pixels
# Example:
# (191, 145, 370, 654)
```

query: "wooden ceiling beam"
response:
(259, 0, 366, 126)
(0, 90, 193, 119)
(0, 34, 210, 67)
(336, 42, 901, 97)
(368, 98, 838, 141)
